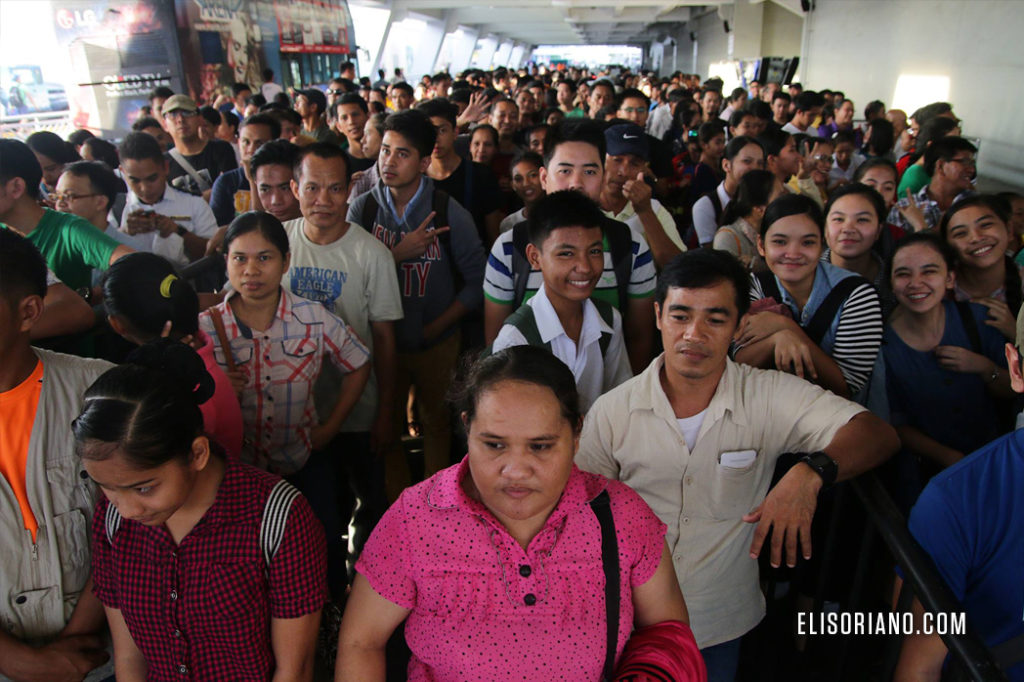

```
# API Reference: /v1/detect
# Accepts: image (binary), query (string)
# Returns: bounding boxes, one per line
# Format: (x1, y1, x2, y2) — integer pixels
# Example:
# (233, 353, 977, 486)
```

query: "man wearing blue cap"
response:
(599, 123, 685, 268)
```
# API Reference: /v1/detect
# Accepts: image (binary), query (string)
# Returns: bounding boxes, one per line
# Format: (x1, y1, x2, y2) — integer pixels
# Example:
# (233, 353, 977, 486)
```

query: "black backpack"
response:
(509, 217, 633, 312)
(360, 188, 463, 289)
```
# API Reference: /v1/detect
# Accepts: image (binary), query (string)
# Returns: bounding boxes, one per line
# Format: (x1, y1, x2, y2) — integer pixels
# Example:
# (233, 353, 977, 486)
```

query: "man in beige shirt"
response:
(576, 249, 898, 681)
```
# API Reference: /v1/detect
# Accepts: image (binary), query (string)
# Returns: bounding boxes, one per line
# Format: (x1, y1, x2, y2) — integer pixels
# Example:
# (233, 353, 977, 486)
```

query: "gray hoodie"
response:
(348, 176, 485, 351)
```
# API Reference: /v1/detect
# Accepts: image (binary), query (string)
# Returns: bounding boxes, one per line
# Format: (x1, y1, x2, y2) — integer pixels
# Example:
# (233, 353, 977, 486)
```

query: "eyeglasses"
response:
(948, 155, 977, 168)
(53, 192, 98, 203)
(813, 154, 834, 164)
(619, 106, 647, 114)
(328, 89, 346, 96)
(164, 110, 197, 119)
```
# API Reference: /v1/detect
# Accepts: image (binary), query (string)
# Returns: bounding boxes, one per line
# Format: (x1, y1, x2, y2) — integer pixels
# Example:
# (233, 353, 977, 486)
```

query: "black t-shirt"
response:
(646, 132, 674, 179)
(345, 150, 375, 174)
(433, 159, 502, 244)
(166, 139, 238, 196)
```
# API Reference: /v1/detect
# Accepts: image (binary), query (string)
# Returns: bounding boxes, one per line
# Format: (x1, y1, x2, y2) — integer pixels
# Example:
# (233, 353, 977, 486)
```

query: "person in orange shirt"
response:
(0, 229, 115, 681)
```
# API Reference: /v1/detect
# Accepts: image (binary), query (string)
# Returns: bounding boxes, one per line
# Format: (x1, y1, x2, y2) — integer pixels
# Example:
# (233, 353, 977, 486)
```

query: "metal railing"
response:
(750, 468, 1009, 682)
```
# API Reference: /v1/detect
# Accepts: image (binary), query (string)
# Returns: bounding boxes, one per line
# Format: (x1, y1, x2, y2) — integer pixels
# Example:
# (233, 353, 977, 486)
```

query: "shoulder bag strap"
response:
(590, 489, 619, 681)
(208, 307, 237, 373)
(168, 148, 211, 192)
(954, 300, 982, 355)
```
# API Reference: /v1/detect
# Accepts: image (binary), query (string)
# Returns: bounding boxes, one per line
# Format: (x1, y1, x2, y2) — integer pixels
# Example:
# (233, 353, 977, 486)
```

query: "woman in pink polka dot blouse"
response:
(336, 346, 705, 681)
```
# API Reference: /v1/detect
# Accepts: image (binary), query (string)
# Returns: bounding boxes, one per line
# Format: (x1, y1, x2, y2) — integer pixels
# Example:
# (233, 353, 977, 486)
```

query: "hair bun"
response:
(126, 338, 216, 406)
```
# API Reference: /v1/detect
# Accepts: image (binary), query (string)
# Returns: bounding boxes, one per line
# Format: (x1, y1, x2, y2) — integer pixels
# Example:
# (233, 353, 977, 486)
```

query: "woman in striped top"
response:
(733, 193, 884, 399)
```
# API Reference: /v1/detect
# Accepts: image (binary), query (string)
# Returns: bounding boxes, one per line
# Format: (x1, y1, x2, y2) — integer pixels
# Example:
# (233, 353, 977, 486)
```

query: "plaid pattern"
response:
(889, 185, 975, 233)
(91, 457, 328, 681)
(199, 288, 369, 474)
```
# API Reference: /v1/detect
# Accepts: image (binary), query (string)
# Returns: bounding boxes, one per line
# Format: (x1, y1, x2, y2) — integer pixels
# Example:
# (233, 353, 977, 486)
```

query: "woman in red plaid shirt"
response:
(73, 342, 328, 681)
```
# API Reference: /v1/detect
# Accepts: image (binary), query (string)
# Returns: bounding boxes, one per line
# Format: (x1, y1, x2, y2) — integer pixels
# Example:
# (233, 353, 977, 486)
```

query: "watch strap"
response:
(800, 451, 838, 489)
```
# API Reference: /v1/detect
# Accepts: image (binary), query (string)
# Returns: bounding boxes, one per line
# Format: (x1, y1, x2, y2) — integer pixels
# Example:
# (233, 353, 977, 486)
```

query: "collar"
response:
(178, 455, 245, 534)
(529, 284, 609, 347)
(426, 458, 607, 532)
(382, 175, 427, 226)
(633, 354, 746, 428)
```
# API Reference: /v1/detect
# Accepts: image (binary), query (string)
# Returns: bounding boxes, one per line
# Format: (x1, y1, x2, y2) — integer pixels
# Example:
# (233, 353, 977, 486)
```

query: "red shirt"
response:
(91, 457, 327, 681)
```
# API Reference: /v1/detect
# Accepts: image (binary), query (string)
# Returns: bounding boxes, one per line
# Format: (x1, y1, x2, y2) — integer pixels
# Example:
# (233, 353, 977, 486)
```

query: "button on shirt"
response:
(91, 457, 328, 681)
(356, 460, 666, 681)
(491, 284, 632, 412)
(198, 288, 369, 474)
(576, 355, 865, 647)
(120, 185, 218, 266)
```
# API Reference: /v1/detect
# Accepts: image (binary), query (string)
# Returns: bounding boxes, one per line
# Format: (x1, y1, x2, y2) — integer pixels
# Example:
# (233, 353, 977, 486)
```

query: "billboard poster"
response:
(274, 0, 353, 55)
(52, 0, 183, 133)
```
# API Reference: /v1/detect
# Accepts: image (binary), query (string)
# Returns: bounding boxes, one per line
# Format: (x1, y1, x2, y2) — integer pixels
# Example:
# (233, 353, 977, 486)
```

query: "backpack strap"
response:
(755, 271, 783, 303)
(592, 297, 617, 357)
(511, 221, 531, 307)
(259, 479, 301, 573)
(954, 300, 982, 354)
(360, 193, 380, 233)
(104, 501, 122, 545)
(603, 218, 634, 313)
(501, 303, 548, 349)
(706, 188, 724, 226)
(803, 275, 868, 347)
(590, 489, 619, 681)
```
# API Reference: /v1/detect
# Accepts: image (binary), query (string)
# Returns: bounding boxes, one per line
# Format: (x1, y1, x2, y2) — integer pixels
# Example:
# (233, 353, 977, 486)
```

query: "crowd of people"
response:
(1, 59, 1022, 682)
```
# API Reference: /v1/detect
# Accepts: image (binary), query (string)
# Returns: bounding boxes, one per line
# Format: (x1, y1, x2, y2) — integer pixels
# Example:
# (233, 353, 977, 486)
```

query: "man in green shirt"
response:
(0, 139, 132, 292)
(295, 88, 344, 147)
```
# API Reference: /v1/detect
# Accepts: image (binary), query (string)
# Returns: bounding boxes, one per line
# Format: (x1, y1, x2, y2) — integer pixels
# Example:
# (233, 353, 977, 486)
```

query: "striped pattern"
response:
(483, 223, 656, 310)
(104, 501, 121, 544)
(259, 479, 301, 570)
(750, 269, 883, 394)
(198, 288, 370, 475)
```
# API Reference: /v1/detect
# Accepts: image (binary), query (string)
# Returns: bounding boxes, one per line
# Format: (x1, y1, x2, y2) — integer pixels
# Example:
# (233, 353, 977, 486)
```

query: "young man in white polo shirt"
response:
(117, 132, 217, 266)
(491, 190, 631, 412)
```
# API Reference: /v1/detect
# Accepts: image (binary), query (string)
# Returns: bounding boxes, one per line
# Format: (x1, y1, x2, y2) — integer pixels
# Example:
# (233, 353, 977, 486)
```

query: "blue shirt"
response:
(883, 300, 1007, 455)
(908, 428, 1024, 681)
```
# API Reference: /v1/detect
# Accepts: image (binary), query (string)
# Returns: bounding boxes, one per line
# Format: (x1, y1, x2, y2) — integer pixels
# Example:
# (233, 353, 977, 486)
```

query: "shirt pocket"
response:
(708, 456, 763, 520)
(278, 336, 320, 384)
(45, 458, 95, 518)
(51, 509, 91, 594)
(214, 343, 253, 370)
(192, 559, 267, 638)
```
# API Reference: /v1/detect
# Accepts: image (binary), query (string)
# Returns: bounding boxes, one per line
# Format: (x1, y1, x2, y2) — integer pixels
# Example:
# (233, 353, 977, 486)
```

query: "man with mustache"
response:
(576, 249, 899, 682)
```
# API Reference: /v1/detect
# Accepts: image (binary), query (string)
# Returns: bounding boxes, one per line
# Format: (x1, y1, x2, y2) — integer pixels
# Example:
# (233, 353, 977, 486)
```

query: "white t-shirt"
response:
(491, 283, 632, 412)
(120, 185, 218, 265)
(782, 121, 819, 137)
(692, 182, 731, 246)
(676, 409, 707, 452)
(283, 218, 404, 431)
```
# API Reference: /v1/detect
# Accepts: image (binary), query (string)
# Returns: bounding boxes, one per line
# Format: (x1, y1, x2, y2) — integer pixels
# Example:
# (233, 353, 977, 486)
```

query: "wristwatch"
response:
(800, 451, 838, 490)
(176, 224, 188, 237)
